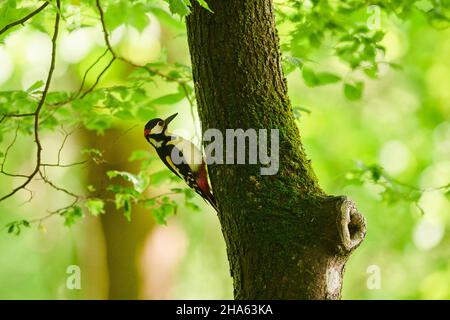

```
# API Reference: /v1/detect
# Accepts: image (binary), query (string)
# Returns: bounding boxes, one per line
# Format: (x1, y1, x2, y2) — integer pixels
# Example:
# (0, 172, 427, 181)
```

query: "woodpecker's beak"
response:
(165, 113, 178, 126)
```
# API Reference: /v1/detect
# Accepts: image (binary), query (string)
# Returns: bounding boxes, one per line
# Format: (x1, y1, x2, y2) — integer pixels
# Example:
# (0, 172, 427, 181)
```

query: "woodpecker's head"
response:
(144, 113, 178, 142)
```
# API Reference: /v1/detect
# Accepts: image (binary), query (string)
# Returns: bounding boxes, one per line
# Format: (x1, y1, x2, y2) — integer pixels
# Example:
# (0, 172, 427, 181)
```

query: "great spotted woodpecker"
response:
(144, 113, 218, 212)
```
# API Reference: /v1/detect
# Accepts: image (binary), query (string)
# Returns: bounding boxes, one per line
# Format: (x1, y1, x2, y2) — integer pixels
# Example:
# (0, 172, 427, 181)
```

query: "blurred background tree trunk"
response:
(85, 128, 155, 299)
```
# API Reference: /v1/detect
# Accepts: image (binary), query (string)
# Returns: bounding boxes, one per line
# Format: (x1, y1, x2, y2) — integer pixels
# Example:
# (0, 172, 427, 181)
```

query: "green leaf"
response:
(285, 56, 304, 69)
(128, 150, 150, 162)
(150, 87, 186, 105)
(415, 0, 434, 13)
(444, 189, 450, 200)
(380, 187, 402, 205)
(316, 72, 341, 85)
(114, 193, 127, 209)
(106, 170, 119, 179)
(302, 67, 341, 87)
(293, 106, 312, 119)
(26, 80, 44, 93)
(5, 220, 31, 235)
(150, 169, 175, 185)
(104, 1, 127, 31)
(195, 0, 213, 12)
(107, 170, 149, 193)
(152, 203, 176, 225)
(165, 0, 191, 17)
(344, 81, 364, 100)
(83, 114, 113, 135)
(85, 199, 105, 216)
(136, 172, 150, 192)
(185, 201, 200, 211)
(144, 198, 157, 207)
(81, 148, 104, 163)
(104, 0, 150, 31)
(123, 198, 132, 221)
(183, 188, 195, 200)
(372, 31, 385, 42)
(363, 65, 379, 79)
(128, 3, 150, 32)
(61, 206, 84, 227)
(149, 7, 185, 30)
(136, 106, 157, 121)
(283, 55, 304, 75)
(427, 10, 450, 30)
(114, 194, 133, 221)
(302, 67, 318, 87)
(7, 224, 15, 234)
(367, 164, 384, 182)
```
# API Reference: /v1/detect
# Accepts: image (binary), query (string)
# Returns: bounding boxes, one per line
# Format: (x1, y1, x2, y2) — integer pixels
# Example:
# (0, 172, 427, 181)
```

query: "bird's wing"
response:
(167, 136, 204, 172)
(156, 147, 182, 179)
(156, 137, 218, 211)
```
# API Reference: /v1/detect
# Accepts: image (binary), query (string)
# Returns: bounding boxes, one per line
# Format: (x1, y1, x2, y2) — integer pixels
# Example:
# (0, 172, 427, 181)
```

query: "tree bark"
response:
(186, 0, 367, 299)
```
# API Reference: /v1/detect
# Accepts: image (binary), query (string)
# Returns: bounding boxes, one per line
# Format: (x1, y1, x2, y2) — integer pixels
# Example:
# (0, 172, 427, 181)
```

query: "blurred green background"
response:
(0, 1, 449, 299)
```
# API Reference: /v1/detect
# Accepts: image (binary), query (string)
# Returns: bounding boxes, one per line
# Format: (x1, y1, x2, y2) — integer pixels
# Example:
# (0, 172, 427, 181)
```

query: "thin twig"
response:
(1, 112, 35, 118)
(41, 161, 88, 168)
(180, 82, 199, 142)
(0, 0, 61, 203)
(79, 56, 116, 99)
(73, 0, 118, 98)
(96, 0, 115, 57)
(28, 197, 79, 225)
(18, 187, 34, 207)
(0, 123, 28, 178)
(38, 169, 82, 200)
(74, 48, 109, 98)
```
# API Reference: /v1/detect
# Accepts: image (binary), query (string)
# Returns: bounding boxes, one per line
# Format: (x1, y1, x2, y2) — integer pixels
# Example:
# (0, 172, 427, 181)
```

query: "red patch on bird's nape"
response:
(144, 129, 151, 137)
(196, 163, 210, 195)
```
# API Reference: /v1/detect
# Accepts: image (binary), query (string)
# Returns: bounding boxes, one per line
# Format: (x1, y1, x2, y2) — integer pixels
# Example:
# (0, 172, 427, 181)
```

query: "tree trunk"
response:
(85, 129, 155, 299)
(186, 0, 367, 299)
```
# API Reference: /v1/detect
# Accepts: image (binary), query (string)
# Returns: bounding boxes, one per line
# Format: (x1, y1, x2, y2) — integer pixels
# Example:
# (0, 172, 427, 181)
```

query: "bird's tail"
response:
(204, 191, 219, 212)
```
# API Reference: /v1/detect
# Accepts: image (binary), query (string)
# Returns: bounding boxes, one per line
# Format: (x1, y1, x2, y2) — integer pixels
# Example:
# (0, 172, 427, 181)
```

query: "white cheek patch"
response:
(152, 124, 164, 135)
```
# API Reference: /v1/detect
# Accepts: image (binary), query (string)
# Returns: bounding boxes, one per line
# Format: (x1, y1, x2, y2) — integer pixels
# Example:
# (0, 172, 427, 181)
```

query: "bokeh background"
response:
(0, 1, 449, 299)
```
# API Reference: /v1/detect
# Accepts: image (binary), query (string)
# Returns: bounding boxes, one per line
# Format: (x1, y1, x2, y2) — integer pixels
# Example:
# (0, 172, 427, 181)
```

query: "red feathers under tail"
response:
(196, 163, 219, 212)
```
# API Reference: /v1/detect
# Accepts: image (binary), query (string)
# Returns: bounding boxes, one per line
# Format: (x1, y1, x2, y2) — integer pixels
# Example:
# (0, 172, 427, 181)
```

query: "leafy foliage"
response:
(346, 162, 449, 214)
(163, 0, 211, 16)
(277, 0, 449, 100)
(0, 0, 448, 235)
(85, 199, 106, 216)
(0, 0, 449, 302)
(5, 220, 30, 235)
(61, 206, 84, 227)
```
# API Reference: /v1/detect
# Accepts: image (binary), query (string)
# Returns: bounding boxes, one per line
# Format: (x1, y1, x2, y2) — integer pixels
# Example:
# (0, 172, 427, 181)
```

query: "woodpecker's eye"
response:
(158, 120, 164, 126)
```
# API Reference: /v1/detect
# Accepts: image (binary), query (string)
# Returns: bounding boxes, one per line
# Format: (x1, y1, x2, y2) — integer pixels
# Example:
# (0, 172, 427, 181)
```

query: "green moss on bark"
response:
(186, 0, 366, 300)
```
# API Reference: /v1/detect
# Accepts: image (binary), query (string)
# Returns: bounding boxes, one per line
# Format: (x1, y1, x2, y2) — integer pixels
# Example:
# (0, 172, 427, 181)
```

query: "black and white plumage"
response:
(144, 113, 218, 212)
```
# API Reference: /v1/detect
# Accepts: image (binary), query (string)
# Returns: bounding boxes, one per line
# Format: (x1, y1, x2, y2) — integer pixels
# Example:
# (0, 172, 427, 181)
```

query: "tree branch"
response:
(0, 0, 60, 203)
(0, 1, 49, 36)
(75, 48, 109, 97)
(79, 56, 116, 99)
(1, 112, 35, 118)
(38, 169, 81, 200)
(95, 0, 115, 57)
(0, 123, 28, 178)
